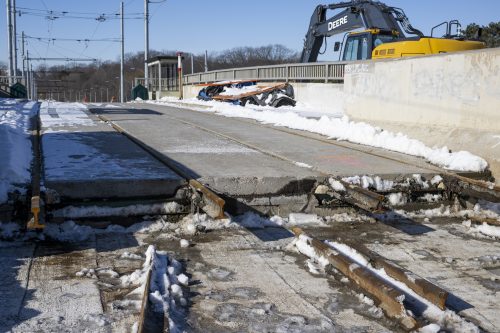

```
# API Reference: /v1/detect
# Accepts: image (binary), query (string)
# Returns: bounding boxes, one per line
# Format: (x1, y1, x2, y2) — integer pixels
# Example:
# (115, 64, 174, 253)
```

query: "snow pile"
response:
(329, 178, 346, 192)
(141, 245, 188, 332)
(150, 97, 487, 171)
(0, 99, 38, 203)
(219, 85, 260, 96)
(294, 236, 479, 332)
(52, 202, 183, 219)
(342, 175, 395, 191)
(40, 101, 93, 129)
(462, 220, 500, 239)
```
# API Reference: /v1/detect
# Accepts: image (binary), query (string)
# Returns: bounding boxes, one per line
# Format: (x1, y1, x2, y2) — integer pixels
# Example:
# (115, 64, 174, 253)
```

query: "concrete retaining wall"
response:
(342, 48, 500, 183)
(343, 48, 500, 132)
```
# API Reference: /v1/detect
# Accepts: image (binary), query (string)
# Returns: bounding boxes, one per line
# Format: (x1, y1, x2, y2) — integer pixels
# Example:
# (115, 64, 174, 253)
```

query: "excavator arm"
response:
(300, 0, 423, 62)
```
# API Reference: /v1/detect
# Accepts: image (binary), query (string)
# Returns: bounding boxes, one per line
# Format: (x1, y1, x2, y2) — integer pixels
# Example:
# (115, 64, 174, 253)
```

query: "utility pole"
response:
(12, 0, 17, 76)
(21, 31, 25, 83)
(120, 1, 125, 103)
(6, 0, 14, 84)
(204, 50, 208, 72)
(144, 0, 149, 86)
(26, 51, 31, 98)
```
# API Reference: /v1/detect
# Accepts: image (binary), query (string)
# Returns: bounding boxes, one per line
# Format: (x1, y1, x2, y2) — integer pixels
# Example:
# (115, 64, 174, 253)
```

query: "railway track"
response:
(11, 103, 499, 332)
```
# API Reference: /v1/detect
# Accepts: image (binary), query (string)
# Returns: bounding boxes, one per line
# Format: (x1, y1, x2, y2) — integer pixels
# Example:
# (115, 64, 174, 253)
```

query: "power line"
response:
(22, 35, 121, 43)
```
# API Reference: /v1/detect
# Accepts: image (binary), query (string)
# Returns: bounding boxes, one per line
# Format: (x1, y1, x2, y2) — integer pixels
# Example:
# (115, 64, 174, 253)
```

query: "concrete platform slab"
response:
(91, 103, 440, 199)
(40, 102, 185, 200)
(91, 105, 323, 197)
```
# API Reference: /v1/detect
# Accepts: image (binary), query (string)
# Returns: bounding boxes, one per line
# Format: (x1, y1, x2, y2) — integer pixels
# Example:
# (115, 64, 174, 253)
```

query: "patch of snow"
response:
(467, 222, 500, 239)
(148, 98, 488, 172)
(120, 252, 143, 260)
(52, 202, 183, 218)
(430, 175, 443, 186)
(40, 101, 93, 129)
(288, 213, 322, 225)
(329, 178, 346, 192)
(180, 239, 190, 248)
(387, 193, 407, 206)
(177, 274, 189, 286)
(0, 99, 38, 204)
(294, 161, 313, 169)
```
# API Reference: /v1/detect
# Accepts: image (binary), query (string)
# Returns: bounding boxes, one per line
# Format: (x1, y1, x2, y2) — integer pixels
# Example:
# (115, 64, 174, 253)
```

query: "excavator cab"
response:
(340, 29, 399, 61)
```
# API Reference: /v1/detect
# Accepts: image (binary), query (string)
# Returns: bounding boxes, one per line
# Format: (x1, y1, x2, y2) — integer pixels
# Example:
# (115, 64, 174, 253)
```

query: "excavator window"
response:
(343, 33, 371, 61)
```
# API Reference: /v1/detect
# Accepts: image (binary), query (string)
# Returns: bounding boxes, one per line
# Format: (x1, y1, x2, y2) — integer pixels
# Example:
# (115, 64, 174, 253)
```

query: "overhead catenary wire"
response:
(21, 35, 121, 43)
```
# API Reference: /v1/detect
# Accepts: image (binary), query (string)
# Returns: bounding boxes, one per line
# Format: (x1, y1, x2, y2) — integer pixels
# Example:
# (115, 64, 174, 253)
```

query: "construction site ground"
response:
(1, 101, 499, 332)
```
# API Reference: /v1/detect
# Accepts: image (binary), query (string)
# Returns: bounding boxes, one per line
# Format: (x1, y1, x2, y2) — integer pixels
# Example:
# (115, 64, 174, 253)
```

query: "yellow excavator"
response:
(300, 0, 484, 62)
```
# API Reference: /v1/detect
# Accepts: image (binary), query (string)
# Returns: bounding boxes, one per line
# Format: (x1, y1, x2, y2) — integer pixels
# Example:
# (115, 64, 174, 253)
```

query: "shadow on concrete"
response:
(0, 243, 40, 332)
(374, 212, 435, 235)
(91, 107, 163, 116)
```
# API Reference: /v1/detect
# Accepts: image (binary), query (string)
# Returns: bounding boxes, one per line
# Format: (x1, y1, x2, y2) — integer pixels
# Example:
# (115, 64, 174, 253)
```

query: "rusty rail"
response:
(342, 241, 448, 310)
(291, 227, 417, 330)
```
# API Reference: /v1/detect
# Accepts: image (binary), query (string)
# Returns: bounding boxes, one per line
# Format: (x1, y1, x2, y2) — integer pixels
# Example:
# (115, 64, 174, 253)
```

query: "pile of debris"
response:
(197, 80, 296, 108)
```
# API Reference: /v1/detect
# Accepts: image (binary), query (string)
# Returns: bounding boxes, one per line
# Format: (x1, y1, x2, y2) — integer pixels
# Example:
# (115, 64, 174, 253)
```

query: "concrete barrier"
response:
(343, 48, 500, 183)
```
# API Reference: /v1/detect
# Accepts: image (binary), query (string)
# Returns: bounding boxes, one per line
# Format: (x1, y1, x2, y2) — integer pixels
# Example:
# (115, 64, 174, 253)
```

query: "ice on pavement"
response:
(40, 101, 94, 130)
(149, 97, 487, 172)
(0, 99, 38, 204)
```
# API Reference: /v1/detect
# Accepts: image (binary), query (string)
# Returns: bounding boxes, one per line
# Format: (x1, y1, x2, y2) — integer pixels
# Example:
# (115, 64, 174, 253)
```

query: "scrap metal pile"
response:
(197, 80, 296, 108)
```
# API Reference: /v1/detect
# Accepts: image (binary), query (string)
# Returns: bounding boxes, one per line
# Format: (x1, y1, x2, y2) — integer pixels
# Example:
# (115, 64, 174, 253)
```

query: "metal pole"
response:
(177, 52, 183, 100)
(30, 64, 34, 100)
(12, 0, 17, 76)
(6, 0, 14, 84)
(191, 54, 194, 74)
(144, 0, 149, 85)
(204, 50, 208, 72)
(106, 87, 109, 102)
(120, 2, 125, 103)
(21, 31, 25, 83)
(26, 51, 30, 98)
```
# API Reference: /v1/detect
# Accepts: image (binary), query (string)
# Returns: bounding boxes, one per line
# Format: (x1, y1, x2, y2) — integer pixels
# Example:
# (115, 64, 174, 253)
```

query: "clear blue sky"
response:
(1, 0, 499, 67)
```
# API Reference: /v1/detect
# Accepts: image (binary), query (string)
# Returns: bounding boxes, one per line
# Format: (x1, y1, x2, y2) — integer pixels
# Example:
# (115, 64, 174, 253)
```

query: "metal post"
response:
(106, 87, 109, 102)
(6, 0, 14, 84)
(12, 0, 17, 76)
(191, 54, 194, 74)
(177, 52, 183, 100)
(204, 50, 208, 72)
(120, 1, 125, 103)
(26, 51, 30, 98)
(21, 31, 25, 83)
(158, 62, 161, 99)
(30, 64, 34, 100)
(144, 0, 149, 85)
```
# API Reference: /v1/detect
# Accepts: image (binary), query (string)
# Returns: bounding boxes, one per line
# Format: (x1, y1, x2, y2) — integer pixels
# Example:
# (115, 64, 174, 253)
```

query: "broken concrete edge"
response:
(95, 114, 226, 220)
(290, 227, 417, 331)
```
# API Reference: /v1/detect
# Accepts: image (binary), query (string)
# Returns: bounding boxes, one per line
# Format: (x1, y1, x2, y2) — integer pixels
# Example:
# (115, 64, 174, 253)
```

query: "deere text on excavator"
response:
(300, 0, 485, 62)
